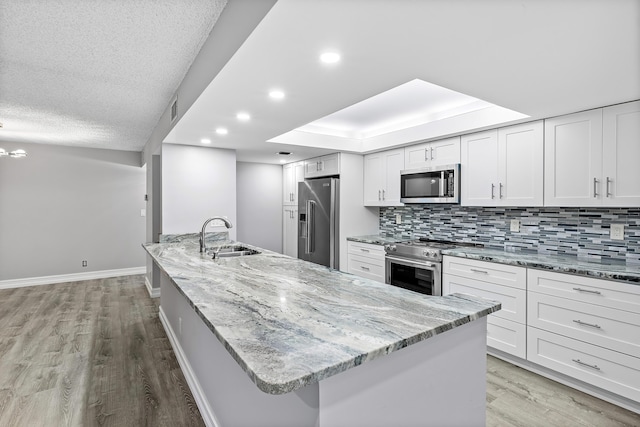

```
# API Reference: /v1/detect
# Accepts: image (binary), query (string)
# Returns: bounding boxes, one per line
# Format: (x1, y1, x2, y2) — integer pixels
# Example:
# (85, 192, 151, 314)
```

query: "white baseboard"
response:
(145, 276, 161, 298)
(159, 307, 218, 427)
(0, 267, 146, 290)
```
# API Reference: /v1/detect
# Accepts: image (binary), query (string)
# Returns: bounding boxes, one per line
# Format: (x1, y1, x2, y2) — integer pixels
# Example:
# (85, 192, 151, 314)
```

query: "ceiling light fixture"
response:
(320, 51, 341, 64)
(216, 128, 228, 135)
(269, 90, 285, 100)
(201, 138, 211, 144)
(279, 159, 286, 164)
(236, 112, 251, 121)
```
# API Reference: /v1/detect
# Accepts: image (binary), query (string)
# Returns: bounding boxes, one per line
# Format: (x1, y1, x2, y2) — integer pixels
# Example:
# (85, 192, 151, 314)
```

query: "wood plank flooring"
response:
(0, 275, 638, 426)
(0, 275, 203, 427)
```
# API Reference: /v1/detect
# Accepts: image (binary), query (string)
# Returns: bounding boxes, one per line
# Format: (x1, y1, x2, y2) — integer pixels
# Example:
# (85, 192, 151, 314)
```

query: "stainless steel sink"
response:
(207, 245, 261, 259)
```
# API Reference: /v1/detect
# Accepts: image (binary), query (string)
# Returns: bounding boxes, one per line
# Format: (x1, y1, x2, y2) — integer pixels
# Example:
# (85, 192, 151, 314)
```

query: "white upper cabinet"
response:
(363, 148, 404, 206)
(283, 161, 304, 206)
(304, 153, 340, 178)
(544, 109, 603, 207)
(602, 101, 640, 206)
(461, 130, 499, 205)
(545, 101, 640, 207)
(404, 137, 460, 170)
(462, 122, 543, 206)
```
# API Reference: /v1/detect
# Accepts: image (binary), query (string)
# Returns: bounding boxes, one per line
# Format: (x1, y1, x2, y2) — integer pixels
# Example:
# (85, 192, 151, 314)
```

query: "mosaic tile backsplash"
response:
(380, 206, 640, 265)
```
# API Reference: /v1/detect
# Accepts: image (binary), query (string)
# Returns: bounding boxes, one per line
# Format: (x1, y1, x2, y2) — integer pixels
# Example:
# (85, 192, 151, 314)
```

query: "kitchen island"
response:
(144, 234, 500, 427)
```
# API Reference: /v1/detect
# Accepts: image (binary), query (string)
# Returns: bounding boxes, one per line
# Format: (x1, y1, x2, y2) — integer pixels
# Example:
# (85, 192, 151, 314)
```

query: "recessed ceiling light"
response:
(320, 51, 341, 64)
(216, 128, 228, 135)
(279, 159, 286, 164)
(237, 112, 251, 121)
(201, 138, 211, 144)
(269, 90, 285, 100)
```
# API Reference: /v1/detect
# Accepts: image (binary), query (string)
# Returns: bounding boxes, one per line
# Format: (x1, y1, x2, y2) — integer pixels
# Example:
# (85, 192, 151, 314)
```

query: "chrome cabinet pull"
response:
(593, 177, 599, 198)
(424, 149, 428, 161)
(430, 147, 434, 160)
(572, 359, 600, 371)
(360, 266, 370, 271)
(360, 248, 369, 253)
(491, 183, 495, 199)
(606, 177, 612, 197)
(382, 189, 385, 200)
(378, 190, 381, 201)
(499, 182, 504, 199)
(572, 287, 602, 295)
(470, 268, 489, 274)
(573, 319, 601, 329)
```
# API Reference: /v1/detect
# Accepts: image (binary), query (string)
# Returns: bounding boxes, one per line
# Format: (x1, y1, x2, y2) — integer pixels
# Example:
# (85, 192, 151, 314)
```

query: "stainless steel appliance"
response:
(385, 238, 479, 295)
(298, 178, 340, 269)
(400, 163, 460, 204)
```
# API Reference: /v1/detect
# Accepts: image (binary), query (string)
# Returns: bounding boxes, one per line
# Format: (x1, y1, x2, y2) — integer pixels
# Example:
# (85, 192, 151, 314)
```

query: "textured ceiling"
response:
(0, 0, 227, 151)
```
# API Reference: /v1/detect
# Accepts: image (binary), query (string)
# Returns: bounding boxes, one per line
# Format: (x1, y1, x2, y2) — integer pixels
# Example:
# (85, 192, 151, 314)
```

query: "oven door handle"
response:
(385, 255, 438, 270)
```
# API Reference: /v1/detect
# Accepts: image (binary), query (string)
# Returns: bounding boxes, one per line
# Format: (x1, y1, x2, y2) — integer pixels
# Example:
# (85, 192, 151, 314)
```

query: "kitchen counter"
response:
(144, 234, 500, 426)
(442, 247, 640, 284)
(346, 234, 406, 245)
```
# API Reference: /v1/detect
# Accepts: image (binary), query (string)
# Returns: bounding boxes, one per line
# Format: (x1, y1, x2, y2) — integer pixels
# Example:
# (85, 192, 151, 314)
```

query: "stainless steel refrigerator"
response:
(298, 177, 340, 269)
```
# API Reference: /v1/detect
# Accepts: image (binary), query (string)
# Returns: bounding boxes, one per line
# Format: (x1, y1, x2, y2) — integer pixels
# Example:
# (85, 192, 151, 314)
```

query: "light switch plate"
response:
(395, 214, 402, 224)
(510, 219, 520, 232)
(610, 224, 625, 240)
(140, 208, 146, 217)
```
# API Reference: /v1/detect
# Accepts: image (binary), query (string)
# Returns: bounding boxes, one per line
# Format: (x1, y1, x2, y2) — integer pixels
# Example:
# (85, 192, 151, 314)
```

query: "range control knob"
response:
(386, 245, 397, 252)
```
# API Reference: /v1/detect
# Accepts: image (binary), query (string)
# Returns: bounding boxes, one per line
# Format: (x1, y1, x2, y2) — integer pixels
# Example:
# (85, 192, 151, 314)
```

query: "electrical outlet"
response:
(82, 260, 88, 267)
(610, 224, 625, 241)
(140, 208, 146, 217)
(179, 317, 182, 335)
(395, 214, 402, 224)
(510, 219, 520, 232)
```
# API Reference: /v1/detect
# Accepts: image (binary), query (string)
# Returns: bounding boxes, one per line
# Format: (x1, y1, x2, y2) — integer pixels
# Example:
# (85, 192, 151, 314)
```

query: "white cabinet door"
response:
(304, 154, 340, 178)
(403, 137, 460, 170)
(544, 109, 603, 206)
(461, 130, 499, 205)
(363, 153, 384, 206)
(382, 148, 404, 205)
(430, 137, 461, 167)
(364, 148, 404, 206)
(498, 121, 544, 206)
(602, 101, 640, 206)
(283, 162, 305, 205)
(292, 162, 304, 205)
(282, 207, 298, 258)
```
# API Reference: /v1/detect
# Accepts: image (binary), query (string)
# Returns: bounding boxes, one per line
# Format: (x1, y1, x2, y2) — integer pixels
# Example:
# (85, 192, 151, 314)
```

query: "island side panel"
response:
(160, 271, 320, 427)
(318, 319, 488, 427)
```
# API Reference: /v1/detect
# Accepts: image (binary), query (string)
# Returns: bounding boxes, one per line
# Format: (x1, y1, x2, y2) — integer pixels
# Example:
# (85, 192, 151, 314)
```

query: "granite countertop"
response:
(347, 234, 407, 245)
(442, 247, 640, 284)
(144, 236, 500, 395)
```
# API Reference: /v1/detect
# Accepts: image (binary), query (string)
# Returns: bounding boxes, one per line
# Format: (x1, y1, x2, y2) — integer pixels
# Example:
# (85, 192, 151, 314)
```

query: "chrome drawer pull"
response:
(572, 359, 600, 371)
(573, 319, 601, 329)
(360, 266, 370, 271)
(360, 248, 370, 253)
(572, 287, 602, 295)
(470, 268, 489, 274)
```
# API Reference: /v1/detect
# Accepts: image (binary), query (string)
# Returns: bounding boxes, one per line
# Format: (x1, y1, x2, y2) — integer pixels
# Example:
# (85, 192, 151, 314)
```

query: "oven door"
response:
(385, 255, 442, 296)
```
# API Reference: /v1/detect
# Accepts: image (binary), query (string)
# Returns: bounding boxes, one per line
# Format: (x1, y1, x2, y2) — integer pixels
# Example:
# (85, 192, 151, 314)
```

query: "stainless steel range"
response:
(384, 238, 480, 296)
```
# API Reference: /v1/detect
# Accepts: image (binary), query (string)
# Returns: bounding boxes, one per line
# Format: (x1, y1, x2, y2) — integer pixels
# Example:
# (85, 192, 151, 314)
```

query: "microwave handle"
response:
(439, 171, 445, 196)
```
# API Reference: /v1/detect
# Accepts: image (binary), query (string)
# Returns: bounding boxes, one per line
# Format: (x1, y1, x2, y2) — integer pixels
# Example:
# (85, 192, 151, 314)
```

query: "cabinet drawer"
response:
(487, 316, 526, 359)
(443, 273, 525, 324)
(347, 241, 385, 260)
(527, 327, 640, 402)
(528, 269, 640, 313)
(528, 292, 640, 358)
(443, 256, 526, 290)
(347, 254, 385, 283)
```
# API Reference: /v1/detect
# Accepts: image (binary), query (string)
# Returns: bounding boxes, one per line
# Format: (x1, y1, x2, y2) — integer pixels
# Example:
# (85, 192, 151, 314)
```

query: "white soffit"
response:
(276, 79, 528, 151)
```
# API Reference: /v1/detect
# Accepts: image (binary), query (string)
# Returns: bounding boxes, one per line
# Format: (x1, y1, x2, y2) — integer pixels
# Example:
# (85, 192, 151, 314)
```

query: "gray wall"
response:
(162, 144, 237, 239)
(236, 162, 282, 252)
(0, 142, 146, 281)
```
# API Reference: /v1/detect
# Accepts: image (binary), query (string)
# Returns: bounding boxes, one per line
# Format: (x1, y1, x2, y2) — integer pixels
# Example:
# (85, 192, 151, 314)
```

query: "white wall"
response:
(236, 162, 282, 252)
(0, 142, 146, 281)
(162, 144, 237, 239)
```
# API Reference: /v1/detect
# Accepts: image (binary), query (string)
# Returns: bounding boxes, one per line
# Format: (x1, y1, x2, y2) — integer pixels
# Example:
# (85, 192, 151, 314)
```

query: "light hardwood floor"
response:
(0, 275, 638, 426)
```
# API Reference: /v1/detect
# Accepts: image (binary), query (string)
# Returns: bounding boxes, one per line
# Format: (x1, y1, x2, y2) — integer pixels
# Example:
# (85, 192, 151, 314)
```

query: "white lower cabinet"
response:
(442, 256, 527, 358)
(347, 241, 385, 283)
(282, 207, 298, 258)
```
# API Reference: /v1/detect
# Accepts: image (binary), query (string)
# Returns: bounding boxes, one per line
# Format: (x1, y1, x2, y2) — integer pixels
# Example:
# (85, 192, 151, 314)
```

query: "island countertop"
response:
(144, 236, 500, 395)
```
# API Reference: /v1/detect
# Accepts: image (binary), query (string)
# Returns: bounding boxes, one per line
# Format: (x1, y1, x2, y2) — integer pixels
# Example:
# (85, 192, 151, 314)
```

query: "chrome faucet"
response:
(200, 216, 233, 253)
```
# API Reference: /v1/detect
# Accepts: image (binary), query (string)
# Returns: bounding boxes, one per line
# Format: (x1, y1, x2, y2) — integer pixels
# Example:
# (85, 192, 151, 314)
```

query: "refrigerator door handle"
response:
(306, 200, 315, 254)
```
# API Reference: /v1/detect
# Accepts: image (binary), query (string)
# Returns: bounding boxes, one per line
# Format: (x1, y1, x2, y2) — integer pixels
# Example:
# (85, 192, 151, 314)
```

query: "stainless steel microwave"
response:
(400, 164, 460, 203)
